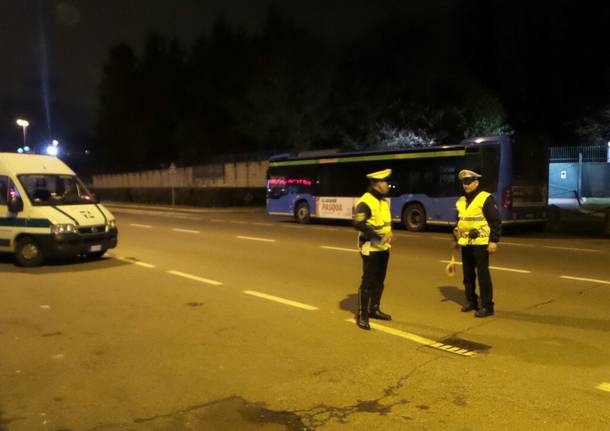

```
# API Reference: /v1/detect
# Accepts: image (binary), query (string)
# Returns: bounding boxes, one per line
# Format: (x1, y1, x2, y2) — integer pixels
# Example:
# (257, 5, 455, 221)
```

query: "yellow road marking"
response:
(597, 383, 610, 392)
(560, 275, 610, 285)
(167, 270, 223, 286)
(345, 319, 476, 357)
(243, 290, 318, 310)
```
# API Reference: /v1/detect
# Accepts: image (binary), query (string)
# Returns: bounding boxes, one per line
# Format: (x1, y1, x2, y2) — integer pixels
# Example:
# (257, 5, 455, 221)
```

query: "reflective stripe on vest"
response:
(355, 192, 392, 252)
(456, 191, 491, 246)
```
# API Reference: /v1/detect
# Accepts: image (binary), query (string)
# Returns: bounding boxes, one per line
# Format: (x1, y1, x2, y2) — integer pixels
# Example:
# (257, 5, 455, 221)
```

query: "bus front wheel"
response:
(402, 204, 426, 232)
(295, 201, 311, 224)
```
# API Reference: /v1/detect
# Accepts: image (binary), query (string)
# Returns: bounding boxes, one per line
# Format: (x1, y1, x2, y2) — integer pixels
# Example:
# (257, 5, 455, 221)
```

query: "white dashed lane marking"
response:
(501, 242, 536, 247)
(210, 219, 225, 223)
(312, 227, 339, 231)
(114, 256, 156, 268)
(251, 222, 273, 227)
(344, 319, 476, 357)
(167, 270, 223, 286)
(230, 221, 248, 225)
(320, 246, 359, 253)
(172, 228, 200, 234)
(243, 290, 318, 310)
(560, 275, 610, 285)
(543, 246, 600, 253)
(440, 260, 531, 274)
(236, 235, 276, 243)
(130, 224, 152, 228)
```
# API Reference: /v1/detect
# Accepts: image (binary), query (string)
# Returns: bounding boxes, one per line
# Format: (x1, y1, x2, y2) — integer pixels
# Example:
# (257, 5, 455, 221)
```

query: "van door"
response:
(0, 176, 12, 250)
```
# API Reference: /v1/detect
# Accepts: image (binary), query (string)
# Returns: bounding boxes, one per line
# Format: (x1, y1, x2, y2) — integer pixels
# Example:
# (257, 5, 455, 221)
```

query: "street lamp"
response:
(16, 118, 29, 149)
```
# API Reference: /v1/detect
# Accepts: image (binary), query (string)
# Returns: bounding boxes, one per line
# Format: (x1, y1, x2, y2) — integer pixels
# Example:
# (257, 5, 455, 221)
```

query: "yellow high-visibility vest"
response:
(456, 191, 491, 246)
(355, 192, 392, 252)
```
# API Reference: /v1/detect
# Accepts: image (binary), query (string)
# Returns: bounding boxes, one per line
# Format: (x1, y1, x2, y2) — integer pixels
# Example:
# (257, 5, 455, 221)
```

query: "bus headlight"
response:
(51, 224, 78, 235)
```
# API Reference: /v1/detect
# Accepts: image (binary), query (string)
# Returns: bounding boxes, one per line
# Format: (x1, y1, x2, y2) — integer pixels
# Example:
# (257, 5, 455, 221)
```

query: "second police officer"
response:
(453, 169, 502, 317)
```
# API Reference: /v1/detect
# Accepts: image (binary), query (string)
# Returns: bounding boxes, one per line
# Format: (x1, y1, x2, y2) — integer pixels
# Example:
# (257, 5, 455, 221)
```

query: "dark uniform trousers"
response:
(461, 245, 494, 310)
(359, 249, 390, 313)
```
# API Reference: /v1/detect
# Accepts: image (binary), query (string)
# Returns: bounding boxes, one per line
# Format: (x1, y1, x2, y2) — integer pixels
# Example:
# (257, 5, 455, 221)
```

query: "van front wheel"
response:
(15, 237, 45, 267)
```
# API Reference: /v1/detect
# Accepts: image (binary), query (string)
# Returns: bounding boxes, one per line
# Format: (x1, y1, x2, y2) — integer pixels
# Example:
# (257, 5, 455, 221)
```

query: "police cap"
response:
(366, 168, 392, 180)
(458, 169, 482, 181)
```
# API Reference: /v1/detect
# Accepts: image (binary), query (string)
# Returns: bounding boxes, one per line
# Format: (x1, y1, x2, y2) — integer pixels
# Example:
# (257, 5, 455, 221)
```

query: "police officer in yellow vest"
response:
(353, 168, 393, 330)
(453, 169, 501, 318)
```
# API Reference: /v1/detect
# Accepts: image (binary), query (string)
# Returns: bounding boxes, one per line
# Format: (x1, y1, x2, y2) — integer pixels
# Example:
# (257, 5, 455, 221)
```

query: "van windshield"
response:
(18, 174, 96, 206)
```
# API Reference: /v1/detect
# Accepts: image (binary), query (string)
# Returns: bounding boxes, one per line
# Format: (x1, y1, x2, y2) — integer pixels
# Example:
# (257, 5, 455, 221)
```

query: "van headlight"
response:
(107, 219, 117, 230)
(51, 224, 78, 235)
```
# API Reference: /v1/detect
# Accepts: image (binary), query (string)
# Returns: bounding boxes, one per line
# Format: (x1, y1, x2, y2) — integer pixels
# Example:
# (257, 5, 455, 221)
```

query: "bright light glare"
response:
(17, 148, 24, 153)
(16, 119, 29, 127)
(46, 145, 59, 156)
(52, 139, 59, 146)
(23, 146, 30, 152)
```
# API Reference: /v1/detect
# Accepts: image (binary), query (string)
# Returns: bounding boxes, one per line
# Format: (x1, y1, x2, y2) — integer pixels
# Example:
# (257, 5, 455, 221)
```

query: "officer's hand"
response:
(382, 233, 393, 244)
(488, 242, 498, 254)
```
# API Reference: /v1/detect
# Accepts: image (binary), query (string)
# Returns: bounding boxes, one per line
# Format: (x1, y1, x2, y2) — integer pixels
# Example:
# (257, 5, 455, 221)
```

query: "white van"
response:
(0, 153, 118, 266)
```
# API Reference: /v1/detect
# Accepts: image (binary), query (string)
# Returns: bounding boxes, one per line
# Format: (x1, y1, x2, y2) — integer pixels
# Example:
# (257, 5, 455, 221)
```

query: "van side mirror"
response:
(8, 195, 23, 213)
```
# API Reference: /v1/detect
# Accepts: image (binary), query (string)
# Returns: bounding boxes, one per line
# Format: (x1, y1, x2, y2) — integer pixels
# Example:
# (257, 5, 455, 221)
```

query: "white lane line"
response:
(230, 221, 248, 225)
(210, 219, 224, 223)
(501, 242, 536, 247)
(252, 222, 273, 227)
(130, 224, 152, 229)
(167, 270, 223, 286)
(560, 275, 610, 285)
(172, 228, 200, 234)
(440, 260, 531, 274)
(312, 227, 339, 231)
(114, 256, 156, 268)
(321, 246, 359, 253)
(344, 319, 476, 357)
(432, 236, 451, 241)
(236, 235, 276, 243)
(543, 246, 600, 253)
(280, 224, 305, 229)
(243, 290, 318, 310)
(597, 383, 610, 392)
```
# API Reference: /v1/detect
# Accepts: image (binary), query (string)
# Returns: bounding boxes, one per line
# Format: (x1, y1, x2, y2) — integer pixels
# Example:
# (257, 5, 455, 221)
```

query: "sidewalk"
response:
(101, 201, 265, 214)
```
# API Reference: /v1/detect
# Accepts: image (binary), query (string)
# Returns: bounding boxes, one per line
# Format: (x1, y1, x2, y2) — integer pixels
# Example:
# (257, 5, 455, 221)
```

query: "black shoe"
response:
(369, 309, 392, 320)
(357, 312, 370, 330)
(461, 304, 479, 312)
(475, 308, 494, 318)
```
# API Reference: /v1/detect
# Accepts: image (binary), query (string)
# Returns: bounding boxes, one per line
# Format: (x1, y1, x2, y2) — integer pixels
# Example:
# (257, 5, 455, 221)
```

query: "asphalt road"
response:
(1, 205, 609, 430)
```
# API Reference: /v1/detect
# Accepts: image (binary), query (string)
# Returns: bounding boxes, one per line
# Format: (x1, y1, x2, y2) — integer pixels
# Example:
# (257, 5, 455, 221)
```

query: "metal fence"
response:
(549, 145, 608, 162)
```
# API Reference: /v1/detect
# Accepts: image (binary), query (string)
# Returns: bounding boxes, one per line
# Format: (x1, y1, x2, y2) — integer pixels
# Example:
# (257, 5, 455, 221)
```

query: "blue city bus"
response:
(266, 135, 548, 230)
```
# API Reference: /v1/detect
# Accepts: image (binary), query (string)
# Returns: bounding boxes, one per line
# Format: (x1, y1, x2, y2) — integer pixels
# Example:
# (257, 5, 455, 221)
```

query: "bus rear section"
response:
(501, 135, 549, 224)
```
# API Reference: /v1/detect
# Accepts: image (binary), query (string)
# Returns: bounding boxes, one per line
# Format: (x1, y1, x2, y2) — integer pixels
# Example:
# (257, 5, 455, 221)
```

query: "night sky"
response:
(0, 0, 388, 151)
